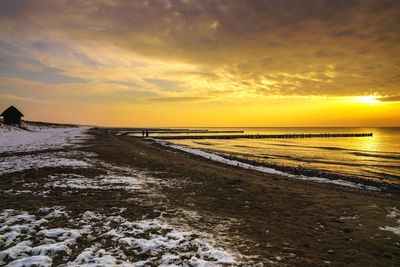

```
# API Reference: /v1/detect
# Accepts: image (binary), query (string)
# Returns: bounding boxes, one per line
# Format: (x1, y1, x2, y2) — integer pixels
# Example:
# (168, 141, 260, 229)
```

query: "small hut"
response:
(1, 106, 24, 126)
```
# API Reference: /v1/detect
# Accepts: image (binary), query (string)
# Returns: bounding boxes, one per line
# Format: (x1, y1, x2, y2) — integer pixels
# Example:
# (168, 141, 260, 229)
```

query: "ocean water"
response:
(163, 127, 400, 188)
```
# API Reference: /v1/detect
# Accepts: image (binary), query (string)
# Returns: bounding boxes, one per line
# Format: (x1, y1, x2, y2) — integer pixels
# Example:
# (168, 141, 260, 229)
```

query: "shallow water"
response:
(164, 127, 400, 187)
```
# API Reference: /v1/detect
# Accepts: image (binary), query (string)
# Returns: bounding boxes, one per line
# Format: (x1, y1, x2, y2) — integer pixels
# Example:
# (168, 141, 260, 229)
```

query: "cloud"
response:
(0, 0, 399, 100)
(146, 96, 210, 102)
(0, 94, 57, 105)
(378, 95, 400, 102)
(144, 78, 185, 92)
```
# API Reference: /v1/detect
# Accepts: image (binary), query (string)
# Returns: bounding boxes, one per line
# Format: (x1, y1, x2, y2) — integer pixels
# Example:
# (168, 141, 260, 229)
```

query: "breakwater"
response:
(154, 133, 373, 140)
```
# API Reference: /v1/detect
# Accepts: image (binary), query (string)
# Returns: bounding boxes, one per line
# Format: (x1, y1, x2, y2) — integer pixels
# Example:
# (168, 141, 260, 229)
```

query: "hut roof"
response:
(1, 106, 24, 117)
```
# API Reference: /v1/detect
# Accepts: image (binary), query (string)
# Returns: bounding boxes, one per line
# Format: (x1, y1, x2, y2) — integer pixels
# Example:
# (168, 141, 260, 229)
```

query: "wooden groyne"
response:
(128, 130, 244, 134)
(155, 133, 373, 140)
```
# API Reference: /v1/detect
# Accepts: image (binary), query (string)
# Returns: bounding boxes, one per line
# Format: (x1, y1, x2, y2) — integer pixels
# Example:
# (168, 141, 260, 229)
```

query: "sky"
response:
(0, 0, 399, 127)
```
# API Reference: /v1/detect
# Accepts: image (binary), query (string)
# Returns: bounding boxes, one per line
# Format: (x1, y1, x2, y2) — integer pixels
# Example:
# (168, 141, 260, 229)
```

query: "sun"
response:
(355, 96, 381, 105)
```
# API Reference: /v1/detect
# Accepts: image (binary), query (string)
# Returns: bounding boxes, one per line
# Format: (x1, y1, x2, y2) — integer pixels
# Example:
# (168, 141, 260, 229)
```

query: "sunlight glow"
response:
(355, 96, 382, 105)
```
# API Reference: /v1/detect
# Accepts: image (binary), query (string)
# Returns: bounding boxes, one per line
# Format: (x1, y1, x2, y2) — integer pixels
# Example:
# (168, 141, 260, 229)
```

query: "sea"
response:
(132, 127, 400, 189)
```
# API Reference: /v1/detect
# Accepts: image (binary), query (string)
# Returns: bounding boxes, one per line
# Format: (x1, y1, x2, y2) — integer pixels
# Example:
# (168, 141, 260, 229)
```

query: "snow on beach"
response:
(1, 124, 247, 266)
(0, 208, 238, 266)
(380, 208, 400, 236)
(0, 152, 90, 175)
(154, 139, 380, 191)
(0, 123, 91, 154)
(0, 124, 92, 176)
(3, 124, 399, 265)
(44, 173, 144, 192)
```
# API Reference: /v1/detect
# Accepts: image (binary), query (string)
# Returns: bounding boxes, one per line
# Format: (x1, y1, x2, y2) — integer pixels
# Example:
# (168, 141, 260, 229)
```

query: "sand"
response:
(1, 126, 399, 265)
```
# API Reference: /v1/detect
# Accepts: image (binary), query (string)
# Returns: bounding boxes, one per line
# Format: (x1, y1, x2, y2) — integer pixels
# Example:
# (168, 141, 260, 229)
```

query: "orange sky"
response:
(0, 0, 399, 127)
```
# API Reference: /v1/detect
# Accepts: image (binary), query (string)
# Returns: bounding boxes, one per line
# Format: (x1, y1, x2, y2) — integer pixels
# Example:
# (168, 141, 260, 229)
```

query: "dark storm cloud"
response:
(0, 0, 399, 97)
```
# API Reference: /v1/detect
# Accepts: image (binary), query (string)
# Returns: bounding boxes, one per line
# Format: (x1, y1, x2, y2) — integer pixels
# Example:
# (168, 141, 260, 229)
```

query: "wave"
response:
(271, 154, 396, 167)
(272, 143, 400, 156)
(351, 152, 400, 160)
(192, 141, 214, 146)
(272, 143, 347, 151)
(234, 145, 254, 148)
(214, 150, 398, 169)
(362, 169, 400, 181)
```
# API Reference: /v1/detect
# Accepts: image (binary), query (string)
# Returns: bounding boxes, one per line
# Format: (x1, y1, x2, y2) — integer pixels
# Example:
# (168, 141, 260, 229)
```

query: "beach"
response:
(152, 127, 400, 191)
(2, 1, 399, 265)
(1, 124, 400, 266)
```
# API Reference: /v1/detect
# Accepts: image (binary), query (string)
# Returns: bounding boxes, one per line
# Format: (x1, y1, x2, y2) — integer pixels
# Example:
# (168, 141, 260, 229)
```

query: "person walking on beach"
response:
(146, 130, 149, 137)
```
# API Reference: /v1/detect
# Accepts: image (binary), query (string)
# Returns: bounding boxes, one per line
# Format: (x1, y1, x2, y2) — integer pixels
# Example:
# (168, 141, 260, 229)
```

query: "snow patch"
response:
(6, 255, 52, 267)
(0, 152, 90, 175)
(44, 173, 143, 191)
(379, 207, 400, 236)
(0, 126, 90, 154)
(0, 208, 242, 266)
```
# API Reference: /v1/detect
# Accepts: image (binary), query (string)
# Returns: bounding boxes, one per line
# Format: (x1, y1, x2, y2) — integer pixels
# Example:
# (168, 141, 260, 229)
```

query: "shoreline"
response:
(150, 138, 400, 193)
